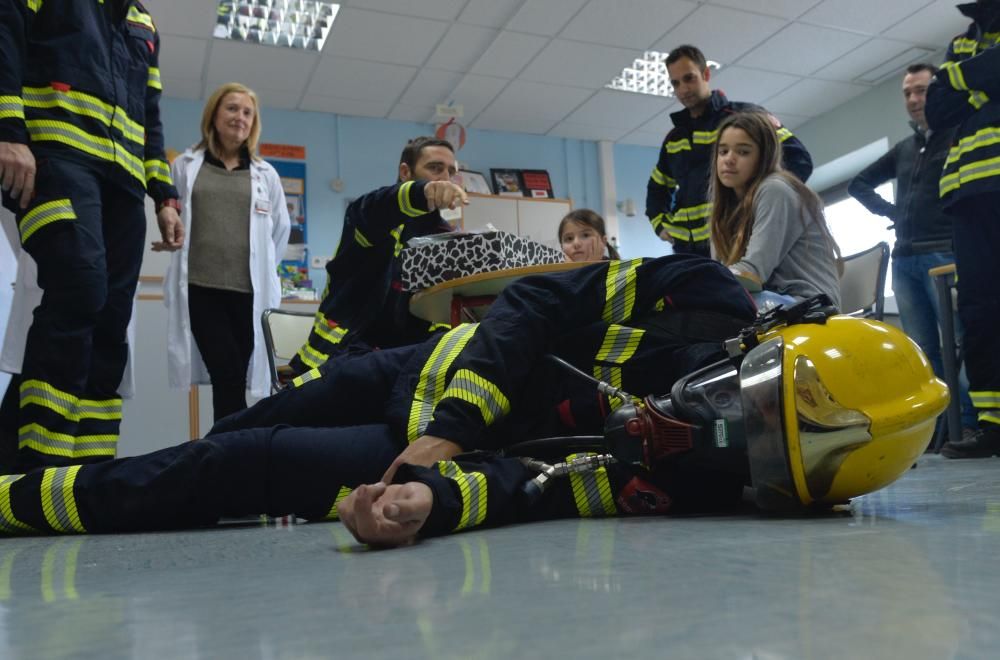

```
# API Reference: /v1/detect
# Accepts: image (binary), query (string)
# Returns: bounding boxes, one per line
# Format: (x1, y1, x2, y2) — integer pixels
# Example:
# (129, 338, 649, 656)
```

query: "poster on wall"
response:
(521, 169, 554, 198)
(261, 143, 314, 299)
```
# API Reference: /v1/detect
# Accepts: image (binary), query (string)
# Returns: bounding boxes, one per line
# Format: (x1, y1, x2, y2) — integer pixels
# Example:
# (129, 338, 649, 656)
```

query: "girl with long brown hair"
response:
(709, 112, 840, 310)
(558, 209, 620, 262)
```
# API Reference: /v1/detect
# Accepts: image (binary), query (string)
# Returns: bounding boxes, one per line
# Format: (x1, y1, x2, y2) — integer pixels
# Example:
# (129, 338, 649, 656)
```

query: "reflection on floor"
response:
(1, 454, 999, 659)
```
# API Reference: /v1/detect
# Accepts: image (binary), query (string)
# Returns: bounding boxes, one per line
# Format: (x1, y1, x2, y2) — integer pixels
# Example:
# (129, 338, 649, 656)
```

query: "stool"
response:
(929, 263, 961, 452)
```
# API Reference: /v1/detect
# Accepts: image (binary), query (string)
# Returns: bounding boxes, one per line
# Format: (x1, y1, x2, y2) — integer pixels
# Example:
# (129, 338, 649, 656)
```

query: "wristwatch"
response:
(157, 198, 181, 213)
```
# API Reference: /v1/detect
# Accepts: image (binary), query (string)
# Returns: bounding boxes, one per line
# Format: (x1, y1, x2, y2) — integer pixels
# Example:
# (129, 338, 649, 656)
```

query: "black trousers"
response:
(952, 195, 1000, 429)
(14, 156, 145, 470)
(188, 284, 254, 422)
(671, 239, 711, 258)
(1, 424, 402, 534)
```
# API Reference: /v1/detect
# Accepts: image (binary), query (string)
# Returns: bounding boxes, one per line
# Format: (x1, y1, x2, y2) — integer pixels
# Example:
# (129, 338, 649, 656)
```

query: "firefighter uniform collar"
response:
(669, 90, 730, 129)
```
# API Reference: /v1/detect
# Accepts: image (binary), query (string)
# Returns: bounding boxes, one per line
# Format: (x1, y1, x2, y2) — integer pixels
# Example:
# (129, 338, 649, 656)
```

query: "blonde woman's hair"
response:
(196, 82, 262, 162)
(708, 112, 833, 266)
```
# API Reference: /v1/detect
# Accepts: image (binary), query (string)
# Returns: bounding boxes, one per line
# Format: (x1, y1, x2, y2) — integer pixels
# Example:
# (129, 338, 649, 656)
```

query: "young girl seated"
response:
(709, 112, 841, 310)
(558, 209, 620, 262)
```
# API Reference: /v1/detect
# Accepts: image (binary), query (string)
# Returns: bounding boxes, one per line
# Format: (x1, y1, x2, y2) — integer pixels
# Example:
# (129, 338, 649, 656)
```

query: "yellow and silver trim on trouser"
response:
(971, 391, 1000, 426)
(593, 325, 644, 411)
(18, 198, 76, 243)
(602, 258, 642, 323)
(18, 379, 120, 461)
(565, 453, 616, 517)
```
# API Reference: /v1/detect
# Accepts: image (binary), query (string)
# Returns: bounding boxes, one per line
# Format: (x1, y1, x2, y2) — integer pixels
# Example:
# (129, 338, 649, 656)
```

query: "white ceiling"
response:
(148, 0, 968, 147)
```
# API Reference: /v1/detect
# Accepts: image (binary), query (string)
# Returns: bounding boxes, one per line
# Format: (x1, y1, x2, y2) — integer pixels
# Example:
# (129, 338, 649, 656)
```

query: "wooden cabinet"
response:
(456, 193, 571, 250)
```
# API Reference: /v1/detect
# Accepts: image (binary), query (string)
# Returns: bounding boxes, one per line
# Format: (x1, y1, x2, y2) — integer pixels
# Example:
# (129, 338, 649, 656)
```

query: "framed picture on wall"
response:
(490, 168, 524, 197)
(521, 169, 554, 198)
(459, 170, 491, 194)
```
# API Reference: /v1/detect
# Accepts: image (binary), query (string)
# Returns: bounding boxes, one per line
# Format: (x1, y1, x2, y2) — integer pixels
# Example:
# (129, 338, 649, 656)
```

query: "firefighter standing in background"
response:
(0, 0, 182, 470)
(646, 44, 812, 257)
(289, 136, 466, 374)
(926, 0, 1000, 458)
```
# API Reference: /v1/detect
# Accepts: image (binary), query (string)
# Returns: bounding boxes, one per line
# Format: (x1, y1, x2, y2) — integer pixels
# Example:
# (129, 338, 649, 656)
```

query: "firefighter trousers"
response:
(952, 195, 1000, 429)
(15, 156, 145, 469)
(0, 423, 404, 535)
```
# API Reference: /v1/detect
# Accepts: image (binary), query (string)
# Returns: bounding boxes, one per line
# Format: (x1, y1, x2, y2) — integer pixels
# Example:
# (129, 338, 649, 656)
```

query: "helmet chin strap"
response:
(726, 294, 838, 358)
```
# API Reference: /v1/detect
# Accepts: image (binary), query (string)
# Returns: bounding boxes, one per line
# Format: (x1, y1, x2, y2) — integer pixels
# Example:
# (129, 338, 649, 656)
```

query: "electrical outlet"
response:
(310, 255, 329, 269)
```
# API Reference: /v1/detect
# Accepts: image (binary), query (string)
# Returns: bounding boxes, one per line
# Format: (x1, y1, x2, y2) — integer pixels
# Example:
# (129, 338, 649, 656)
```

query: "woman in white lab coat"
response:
(159, 82, 290, 421)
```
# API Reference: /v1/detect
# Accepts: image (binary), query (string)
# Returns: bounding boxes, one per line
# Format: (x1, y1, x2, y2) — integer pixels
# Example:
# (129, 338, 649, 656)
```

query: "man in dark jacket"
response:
(289, 136, 467, 373)
(645, 45, 812, 257)
(848, 63, 976, 440)
(925, 0, 1000, 458)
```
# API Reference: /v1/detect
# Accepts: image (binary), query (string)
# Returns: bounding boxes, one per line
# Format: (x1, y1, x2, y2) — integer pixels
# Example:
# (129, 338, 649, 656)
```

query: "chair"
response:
(261, 308, 315, 393)
(838, 242, 890, 320)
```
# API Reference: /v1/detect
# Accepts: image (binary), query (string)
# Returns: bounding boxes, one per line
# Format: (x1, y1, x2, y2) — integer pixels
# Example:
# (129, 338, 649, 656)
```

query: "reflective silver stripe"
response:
(0, 95, 24, 120)
(19, 379, 121, 422)
(19, 424, 117, 459)
(18, 199, 76, 243)
(595, 325, 644, 364)
(290, 367, 322, 388)
(439, 462, 487, 530)
(566, 453, 616, 517)
(147, 67, 162, 90)
(23, 86, 113, 125)
(0, 475, 33, 534)
(602, 259, 641, 324)
(407, 324, 478, 441)
(441, 369, 510, 426)
(41, 467, 85, 533)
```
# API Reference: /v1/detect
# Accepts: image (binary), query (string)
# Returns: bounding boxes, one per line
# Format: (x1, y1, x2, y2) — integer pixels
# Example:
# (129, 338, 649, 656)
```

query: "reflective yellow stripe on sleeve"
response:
(0, 95, 24, 121)
(440, 369, 510, 427)
(322, 486, 353, 520)
(407, 324, 479, 441)
(438, 461, 488, 531)
(566, 453, 617, 517)
(147, 67, 162, 90)
(941, 61, 970, 92)
(397, 180, 427, 218)
(354, 228, 373, 247)
(144, 159, 173, 186)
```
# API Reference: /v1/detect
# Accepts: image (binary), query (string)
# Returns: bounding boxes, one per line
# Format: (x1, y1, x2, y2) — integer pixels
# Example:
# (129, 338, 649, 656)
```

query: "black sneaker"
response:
(940, 426, 1000, 459)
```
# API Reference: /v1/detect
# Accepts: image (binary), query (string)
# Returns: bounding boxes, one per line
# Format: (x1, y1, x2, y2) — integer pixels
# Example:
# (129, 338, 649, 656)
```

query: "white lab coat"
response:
(164, 148, 291, 398)
(0, 206, 136, 397)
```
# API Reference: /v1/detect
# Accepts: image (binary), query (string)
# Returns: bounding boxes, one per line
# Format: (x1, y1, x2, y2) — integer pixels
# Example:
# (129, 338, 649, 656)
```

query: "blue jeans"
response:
(753, 290, 797, 312)
(891, 252, 976, 429)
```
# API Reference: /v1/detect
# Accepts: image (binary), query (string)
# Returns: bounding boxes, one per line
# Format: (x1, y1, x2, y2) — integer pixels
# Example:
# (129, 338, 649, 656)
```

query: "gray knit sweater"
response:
(731, 174, 841, 308)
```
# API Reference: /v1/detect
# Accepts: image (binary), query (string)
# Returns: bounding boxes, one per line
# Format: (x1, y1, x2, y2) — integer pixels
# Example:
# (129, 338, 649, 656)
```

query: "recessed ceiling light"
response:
(606, 51, 720, 97)
(213, 1, 340, 51)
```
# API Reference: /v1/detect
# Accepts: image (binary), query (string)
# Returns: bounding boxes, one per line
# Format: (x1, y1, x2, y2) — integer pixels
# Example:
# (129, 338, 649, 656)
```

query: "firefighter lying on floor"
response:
(0, 254, 947, 539)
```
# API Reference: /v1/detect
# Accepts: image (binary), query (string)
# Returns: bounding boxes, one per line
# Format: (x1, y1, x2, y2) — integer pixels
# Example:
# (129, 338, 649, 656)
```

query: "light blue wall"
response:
(613, 143, 674, 260)
(159, 98, 606, 283)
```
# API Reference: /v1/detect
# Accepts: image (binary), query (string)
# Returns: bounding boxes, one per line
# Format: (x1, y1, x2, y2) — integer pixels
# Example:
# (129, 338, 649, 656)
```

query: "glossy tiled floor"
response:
(2, 454, 999, 659)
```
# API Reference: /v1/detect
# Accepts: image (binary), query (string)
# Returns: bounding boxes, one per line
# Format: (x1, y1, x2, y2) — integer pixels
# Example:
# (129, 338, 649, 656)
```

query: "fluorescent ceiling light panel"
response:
(214, 0, 340, 51)
(606, 52, 720, 97)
